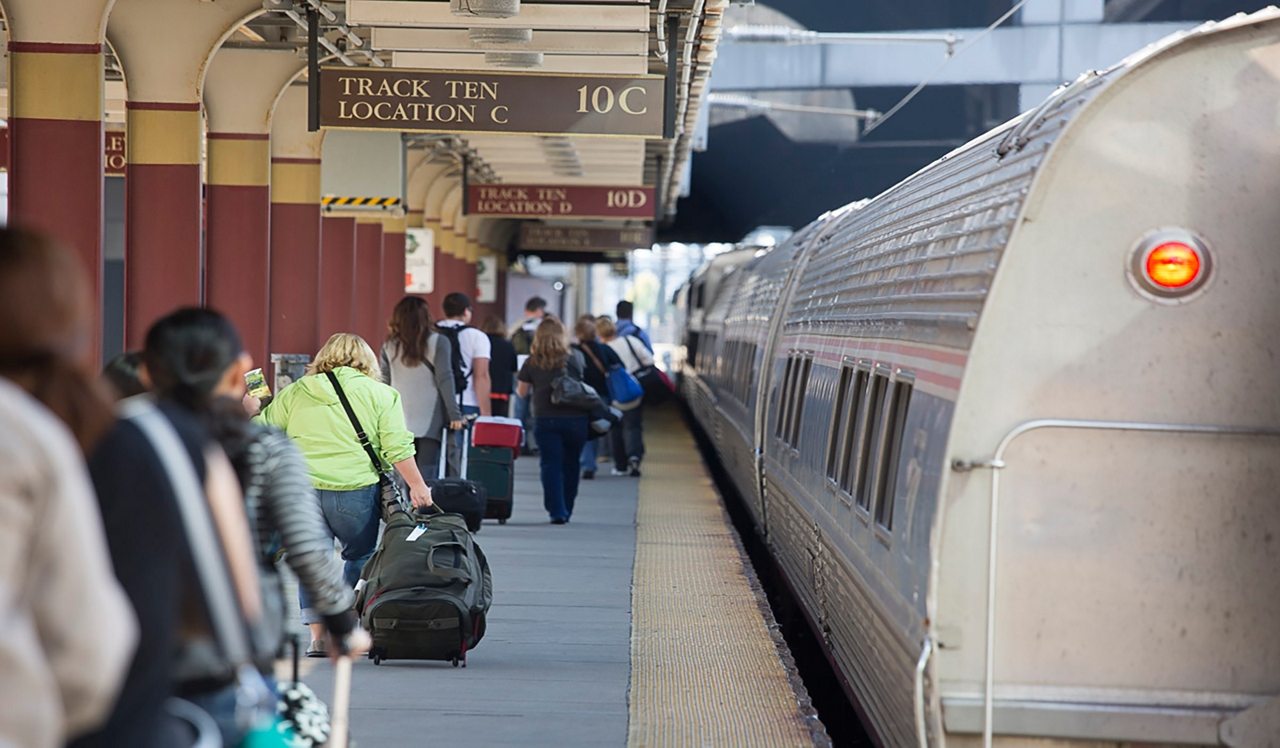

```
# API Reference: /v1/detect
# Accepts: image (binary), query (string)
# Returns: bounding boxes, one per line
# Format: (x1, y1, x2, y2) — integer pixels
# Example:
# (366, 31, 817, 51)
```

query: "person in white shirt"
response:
(598, 316, 653, 477)
(436, 292, 492, 418)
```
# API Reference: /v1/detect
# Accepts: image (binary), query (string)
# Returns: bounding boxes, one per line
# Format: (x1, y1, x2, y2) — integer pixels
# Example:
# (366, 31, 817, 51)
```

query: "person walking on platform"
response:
(517, 317, 590, 524)
(437, 292, 493, 420)
(510, 296, 546, 454)
(381, 297, 465, 478)
(599, 316, 653, 477)
(615, 300, 653, 351)
(572, 315, 623, 480)
(146, 309, 369, 669)
(0, 228, 137, 748)
(481, 315, 518, 418)
(259, 333, 433, 654)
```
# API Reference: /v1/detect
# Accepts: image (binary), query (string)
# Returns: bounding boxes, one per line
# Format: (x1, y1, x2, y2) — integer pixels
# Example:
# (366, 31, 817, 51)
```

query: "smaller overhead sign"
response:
(319, 67, 664, 138)
(469, 185, 654, 220)
(519, 224, 654, 253)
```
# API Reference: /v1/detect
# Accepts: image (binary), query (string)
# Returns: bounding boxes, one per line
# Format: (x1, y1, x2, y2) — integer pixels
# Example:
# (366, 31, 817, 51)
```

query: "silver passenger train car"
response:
(676, 11, 1280, 747)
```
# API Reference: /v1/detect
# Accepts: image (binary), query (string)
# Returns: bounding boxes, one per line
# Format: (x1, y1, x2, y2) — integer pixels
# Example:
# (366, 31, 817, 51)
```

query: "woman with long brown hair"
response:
(515, 316, 590, 524)
(381, 296, 464, 476)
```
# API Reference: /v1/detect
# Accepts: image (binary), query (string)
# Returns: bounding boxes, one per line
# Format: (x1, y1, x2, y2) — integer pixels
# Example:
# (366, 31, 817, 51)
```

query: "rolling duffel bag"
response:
(468, 445, 516, 524)
(356, 506, 492, 667)
(426, 423, 486, 533)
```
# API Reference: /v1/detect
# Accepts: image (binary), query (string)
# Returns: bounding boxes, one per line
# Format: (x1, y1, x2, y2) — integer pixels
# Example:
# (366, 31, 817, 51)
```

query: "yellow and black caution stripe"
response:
(322, 196, 402, 208)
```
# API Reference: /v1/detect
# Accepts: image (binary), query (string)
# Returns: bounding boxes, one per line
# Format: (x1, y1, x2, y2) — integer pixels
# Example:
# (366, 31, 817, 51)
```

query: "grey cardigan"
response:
(380, 334, 463, 439)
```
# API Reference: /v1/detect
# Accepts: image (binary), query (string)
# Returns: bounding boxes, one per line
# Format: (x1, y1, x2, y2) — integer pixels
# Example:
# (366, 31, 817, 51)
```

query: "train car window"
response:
(776, 355, 796, 439)
(872, 377, 914, 532)
(838, 365, 870, 496)
(854, 369, 890, 510)
(826, 365, 854, 482)
(788, 356, 813, 448)
(688, 332, 700, 370)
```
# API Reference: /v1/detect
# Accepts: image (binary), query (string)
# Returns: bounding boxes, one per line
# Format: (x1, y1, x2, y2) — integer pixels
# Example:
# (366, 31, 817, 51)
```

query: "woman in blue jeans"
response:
(516, 317, 590, 524)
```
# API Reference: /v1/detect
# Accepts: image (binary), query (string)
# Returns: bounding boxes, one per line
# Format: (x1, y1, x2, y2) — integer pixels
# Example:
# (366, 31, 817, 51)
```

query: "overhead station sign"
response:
(468, 185, 654, 220)
(519, 224, 654, 253)
(319, 67, 664, 138)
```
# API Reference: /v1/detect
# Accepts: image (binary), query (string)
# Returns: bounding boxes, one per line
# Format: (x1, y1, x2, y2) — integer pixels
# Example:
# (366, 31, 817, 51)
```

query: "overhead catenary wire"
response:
(862, 0, 1031, 136)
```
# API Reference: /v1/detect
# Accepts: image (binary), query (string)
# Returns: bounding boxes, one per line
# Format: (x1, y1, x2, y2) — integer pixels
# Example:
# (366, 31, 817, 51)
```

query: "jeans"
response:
(611, 404, 645, 470)
(298, 483, 380, 624)
(580, 436, 599, 472)
(533, 416, 589, 521)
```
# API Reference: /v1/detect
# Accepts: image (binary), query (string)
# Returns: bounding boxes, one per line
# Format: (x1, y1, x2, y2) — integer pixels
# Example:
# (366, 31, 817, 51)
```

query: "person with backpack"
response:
(516, 317, 591, 524)
(599, 316, 654, 477)
(436, 292, 492, 419)
(381, 297, 465, 477)
(615, 300, 653, 352)
(571, 315, 623, 480)
(480, 315, 518, 418)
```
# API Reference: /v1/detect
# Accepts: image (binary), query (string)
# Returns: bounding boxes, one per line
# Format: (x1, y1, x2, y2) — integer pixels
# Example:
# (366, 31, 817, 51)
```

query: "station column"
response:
(269, 85, 325, 358)
(354, 218, 386, 346)
(108, 0, 263, 346)
(382, 214, 408, 323)
(5, 0, 114, 362)
(318, 217, 357, 342)
(203, 48, 303, 368)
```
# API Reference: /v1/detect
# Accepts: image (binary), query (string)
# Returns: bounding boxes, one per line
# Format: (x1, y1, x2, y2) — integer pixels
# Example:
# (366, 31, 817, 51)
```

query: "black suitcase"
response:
(425, 425, 486, 533)
(468, 446, 516, 524)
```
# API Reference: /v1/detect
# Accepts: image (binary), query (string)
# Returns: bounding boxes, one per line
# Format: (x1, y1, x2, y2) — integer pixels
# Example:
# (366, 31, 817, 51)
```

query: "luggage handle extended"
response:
(436, 415, 478, 479)
(427, 542, 473, 583)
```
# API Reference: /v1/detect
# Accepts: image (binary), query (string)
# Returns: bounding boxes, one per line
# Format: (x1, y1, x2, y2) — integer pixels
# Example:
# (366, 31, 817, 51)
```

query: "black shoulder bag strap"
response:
(324, 371, 386, 476)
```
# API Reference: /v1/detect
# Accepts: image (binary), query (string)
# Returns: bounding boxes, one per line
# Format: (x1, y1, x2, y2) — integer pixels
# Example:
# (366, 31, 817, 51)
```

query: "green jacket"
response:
(258, 367, 415, 491)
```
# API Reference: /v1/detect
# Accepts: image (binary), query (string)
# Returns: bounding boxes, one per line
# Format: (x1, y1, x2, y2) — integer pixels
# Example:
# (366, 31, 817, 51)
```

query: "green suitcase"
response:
(468, 446, 516, 524)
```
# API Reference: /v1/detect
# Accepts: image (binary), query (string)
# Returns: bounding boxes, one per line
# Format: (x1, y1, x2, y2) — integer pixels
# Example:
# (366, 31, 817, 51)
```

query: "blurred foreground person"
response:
(0, 227, 137, 747)
(260, 333, 432, 654)
(144, 308, 367, 668)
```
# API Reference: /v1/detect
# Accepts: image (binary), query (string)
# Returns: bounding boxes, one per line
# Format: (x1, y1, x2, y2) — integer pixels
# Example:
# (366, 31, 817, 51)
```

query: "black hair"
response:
(143, 307, 254, 458)
(616, 300, 634, 319)
(525, 296, 547, 313)
(443, 292, 472, 318)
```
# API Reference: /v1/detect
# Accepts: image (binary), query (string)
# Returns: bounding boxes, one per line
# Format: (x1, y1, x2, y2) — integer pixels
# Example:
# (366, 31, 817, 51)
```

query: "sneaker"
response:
(582, 470, 595, 480)
(550, 518, 567, 525)
(629, 457, 642, 477)
(610, 468, 629, 476)
(306, 639, 327, 658)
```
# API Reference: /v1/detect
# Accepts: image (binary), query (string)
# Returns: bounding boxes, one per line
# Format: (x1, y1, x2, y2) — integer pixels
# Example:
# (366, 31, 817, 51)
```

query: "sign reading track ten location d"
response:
(320, 67, 664, 138)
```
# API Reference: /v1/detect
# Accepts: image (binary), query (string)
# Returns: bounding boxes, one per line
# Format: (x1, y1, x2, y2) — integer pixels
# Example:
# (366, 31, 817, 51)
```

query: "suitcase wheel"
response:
(451, 657, 459, 668)
(498, 518, 507, 525)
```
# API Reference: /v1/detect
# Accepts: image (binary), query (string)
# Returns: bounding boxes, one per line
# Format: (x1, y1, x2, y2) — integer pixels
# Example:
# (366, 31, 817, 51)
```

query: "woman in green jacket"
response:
(259, 333, 432, 655)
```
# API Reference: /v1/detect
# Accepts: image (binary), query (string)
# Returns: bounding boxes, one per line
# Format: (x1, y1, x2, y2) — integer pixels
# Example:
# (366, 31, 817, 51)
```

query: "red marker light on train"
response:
(1145, 242, 1201, 289)
(1128, 229, 1212, 301)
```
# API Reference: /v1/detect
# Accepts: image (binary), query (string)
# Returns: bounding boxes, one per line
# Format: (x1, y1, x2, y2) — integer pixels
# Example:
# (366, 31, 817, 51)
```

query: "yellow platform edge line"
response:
(627, 407, 818, 748)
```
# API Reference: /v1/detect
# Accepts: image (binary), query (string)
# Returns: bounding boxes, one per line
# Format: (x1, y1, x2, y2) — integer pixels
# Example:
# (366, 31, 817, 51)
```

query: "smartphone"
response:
(244, 368, 271, 398)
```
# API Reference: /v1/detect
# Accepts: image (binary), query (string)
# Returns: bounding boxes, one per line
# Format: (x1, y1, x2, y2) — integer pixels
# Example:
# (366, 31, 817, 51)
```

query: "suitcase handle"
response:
(438, 416, 479, 479)
(427, 542, 474, 583)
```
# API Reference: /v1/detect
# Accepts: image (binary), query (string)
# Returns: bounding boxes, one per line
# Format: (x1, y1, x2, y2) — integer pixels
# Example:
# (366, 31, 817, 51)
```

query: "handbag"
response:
(623, 336, 674, 404)
(325, 371, 411, 516)
(579, 343, 643, 411)
(550, 364, 604, 411)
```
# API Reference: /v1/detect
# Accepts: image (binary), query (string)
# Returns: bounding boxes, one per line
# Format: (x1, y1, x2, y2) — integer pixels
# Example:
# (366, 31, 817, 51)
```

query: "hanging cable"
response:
(862, 0, 1031, 136)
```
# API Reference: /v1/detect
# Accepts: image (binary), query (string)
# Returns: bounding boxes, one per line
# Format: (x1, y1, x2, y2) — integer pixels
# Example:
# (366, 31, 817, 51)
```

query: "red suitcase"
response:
(471, 416, 523, 451)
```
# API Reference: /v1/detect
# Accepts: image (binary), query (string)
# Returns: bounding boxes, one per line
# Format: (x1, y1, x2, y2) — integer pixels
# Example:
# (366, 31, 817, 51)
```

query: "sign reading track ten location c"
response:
(320, 67, 664, 138)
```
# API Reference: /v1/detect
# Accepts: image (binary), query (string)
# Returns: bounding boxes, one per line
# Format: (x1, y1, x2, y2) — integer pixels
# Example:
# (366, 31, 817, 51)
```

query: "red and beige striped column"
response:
(425, 178, 461, 316)
(107, 0, 265, 346)
(7, 40, 105, 360)
(405, 156, 450, 308)
(269, 85, 324, 358)
(124, 100, 203, 345)
(205, 132, 271, 363)
(382, 214, 408, 324)
(203, 48, 303, 368)
(355, 218, 386, 347)
(318, 217, 357, 342)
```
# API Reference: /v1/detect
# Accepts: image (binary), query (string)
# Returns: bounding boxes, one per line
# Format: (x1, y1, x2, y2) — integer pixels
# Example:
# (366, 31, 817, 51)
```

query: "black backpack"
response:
(436, 324, 472, 398)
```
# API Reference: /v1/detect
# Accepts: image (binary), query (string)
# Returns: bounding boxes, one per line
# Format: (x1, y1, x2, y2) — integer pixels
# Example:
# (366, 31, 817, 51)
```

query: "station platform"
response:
(298, 406, 825, 747)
